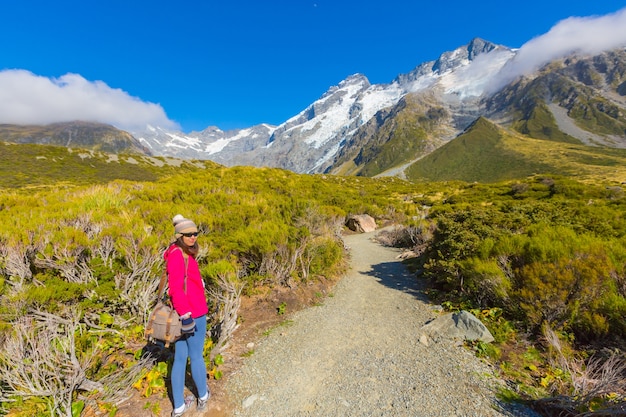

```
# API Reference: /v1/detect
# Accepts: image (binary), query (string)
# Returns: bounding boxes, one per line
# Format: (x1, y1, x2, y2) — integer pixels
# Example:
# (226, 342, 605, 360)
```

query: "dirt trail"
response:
(220, 230, 531, 417)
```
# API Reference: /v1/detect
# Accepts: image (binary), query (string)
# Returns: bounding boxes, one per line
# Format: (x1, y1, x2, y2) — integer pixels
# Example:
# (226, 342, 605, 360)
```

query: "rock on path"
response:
(225, 230, 535, 417)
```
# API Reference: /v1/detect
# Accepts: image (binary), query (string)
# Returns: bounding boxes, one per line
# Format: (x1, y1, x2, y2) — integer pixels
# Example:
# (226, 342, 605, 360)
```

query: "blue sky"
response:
(1, 1, 625, 133)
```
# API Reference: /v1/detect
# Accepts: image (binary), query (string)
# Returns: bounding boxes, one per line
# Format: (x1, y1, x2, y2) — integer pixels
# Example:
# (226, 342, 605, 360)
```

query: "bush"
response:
(422, 177, 626, 346)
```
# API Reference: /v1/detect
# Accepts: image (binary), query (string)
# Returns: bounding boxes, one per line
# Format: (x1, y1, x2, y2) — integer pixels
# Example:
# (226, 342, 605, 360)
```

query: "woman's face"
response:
(182, 232, 198, 246)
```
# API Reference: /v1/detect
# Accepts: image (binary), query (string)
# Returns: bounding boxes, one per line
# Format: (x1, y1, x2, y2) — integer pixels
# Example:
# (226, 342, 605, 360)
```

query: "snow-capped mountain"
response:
(135, 123, 277, 165)
(133, 38, 515, 173)
(4, 37, 624, 182)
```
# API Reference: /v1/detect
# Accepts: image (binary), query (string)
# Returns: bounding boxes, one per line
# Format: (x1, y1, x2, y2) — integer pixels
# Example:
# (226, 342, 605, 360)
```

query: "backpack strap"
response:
(158, 246, 189, 300)
(156, 268, 168, 299)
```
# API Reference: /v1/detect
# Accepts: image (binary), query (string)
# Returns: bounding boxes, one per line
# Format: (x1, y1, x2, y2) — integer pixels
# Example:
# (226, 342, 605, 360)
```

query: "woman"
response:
(166, 214, 210, 417)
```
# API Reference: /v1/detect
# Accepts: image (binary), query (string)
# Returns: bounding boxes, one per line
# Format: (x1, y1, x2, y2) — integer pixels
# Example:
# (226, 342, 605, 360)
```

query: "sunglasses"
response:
(181, 232, 199, 237)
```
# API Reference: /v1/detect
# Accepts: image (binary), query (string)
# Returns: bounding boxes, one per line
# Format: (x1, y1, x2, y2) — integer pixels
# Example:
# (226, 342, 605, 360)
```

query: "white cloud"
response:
(489, 7, 626, 92)
(0, 69, 179, 131)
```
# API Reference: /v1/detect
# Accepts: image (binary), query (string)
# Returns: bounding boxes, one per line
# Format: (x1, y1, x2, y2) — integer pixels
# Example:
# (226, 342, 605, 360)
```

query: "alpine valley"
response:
(3, 38, 626, 183)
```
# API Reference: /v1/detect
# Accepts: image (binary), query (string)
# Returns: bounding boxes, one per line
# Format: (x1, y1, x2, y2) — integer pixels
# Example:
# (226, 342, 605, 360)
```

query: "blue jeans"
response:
(171, 315, 208, 408)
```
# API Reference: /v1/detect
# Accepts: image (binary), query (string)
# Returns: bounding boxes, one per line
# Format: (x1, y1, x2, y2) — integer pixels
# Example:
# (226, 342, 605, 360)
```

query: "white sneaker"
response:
(171, 395, 194, 417)
(197, 390, 211, 411)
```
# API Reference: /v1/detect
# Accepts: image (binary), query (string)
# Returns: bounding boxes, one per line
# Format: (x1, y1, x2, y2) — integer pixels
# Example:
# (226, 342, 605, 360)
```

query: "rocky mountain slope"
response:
(133, 38, 515, 174)
(486, 49, 626, 148)
(334, 49, 626, 179)
(131, 40, 626, 179)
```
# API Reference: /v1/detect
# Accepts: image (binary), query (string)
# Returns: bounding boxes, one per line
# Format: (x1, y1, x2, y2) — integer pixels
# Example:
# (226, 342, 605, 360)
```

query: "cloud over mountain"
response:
(0, 70, 178, 131)
(489, 7, 626, 91)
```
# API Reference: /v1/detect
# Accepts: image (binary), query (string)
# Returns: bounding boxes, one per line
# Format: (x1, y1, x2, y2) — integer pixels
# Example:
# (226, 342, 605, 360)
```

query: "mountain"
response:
(332, 49, 626, 179)
(135, 123, 276, 164)
(404, 116, 626, 183)
(133, 38, 515, 174)
(0, 121, 150, 155)
(3, 39, 626, 183)
(407, 117, 571, 182)
(486, 49, 626, 148)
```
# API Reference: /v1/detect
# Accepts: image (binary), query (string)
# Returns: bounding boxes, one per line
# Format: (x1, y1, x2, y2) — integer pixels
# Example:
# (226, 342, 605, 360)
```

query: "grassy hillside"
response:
(405, 117, 626, 183)
(357, 98, 448, 177)
(486, 51, 626, 145)
(0, 141, 219, 188)
(512, 102, 582, 144)
(330, 94, 449, 177)
(0, 121, 148, 154)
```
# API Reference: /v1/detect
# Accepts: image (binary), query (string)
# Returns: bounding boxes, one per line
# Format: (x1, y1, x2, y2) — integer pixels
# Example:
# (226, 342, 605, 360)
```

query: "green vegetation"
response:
(514, 103, 581, 144)
(405, 117, 626, 183)
(421, 176, 626, 343)
(358, 100, 447, 177)
(405, 118, 555, 182)
(408, 176, 626, 414)
(1, 140, 625, 416)
(0, 141, 220, 188)
(0, 121, 146, 154)
(0, 149, 416, 416)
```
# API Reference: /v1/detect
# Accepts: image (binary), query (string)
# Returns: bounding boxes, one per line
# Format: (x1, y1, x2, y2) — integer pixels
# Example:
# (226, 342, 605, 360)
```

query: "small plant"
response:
(71, 400, 85, 417)
(98, 402, 119, 417)
(277, 302, 287, 315)
(209, 354, 225, 380)
(132, 361, 168, 398)
(467, 340, 501, 360)
(142, 401, 161, 416)
(263, 319, 294, 337)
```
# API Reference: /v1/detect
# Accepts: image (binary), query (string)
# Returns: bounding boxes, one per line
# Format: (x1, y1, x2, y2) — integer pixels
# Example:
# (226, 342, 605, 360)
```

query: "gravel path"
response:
(225, 230, 537, 417)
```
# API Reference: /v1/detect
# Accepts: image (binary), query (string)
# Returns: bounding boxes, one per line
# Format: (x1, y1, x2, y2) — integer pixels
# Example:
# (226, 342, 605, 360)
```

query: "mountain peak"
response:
(342, 73, 369, 85)
(432, 38, 501, 73)
(467, 38, 501, 59)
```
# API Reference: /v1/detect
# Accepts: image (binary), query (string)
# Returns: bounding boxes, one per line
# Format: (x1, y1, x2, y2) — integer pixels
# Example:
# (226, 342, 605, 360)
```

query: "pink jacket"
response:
(165, 245, 209, 319)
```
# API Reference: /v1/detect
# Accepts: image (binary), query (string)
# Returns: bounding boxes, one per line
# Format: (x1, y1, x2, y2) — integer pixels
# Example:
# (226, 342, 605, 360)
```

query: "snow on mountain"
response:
(204, 126, 276, 155)
(359, 83, 405, 122)
(133, 38, 515, 173)
(437, 48, 516, 98)
(134, 124, 276, 161)
(299, 77, 368, 149)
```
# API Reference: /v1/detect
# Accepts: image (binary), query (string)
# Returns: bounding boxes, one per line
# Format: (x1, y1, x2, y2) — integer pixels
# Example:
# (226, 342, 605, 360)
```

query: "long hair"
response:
(174, 237, 199, 257)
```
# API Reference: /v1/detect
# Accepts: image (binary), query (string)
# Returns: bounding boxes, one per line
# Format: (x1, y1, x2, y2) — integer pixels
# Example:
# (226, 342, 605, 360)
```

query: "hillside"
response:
(328, 51, 626, 182)
(330, 93, 452, 177)
(0, 121, 150, 154)
(404, 117, 626, 183)
(0, 141, 219, 188)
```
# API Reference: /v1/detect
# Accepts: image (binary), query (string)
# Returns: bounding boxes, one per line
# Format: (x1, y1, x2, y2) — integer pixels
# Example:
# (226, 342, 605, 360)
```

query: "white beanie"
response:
(173, 214, 198, 236)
